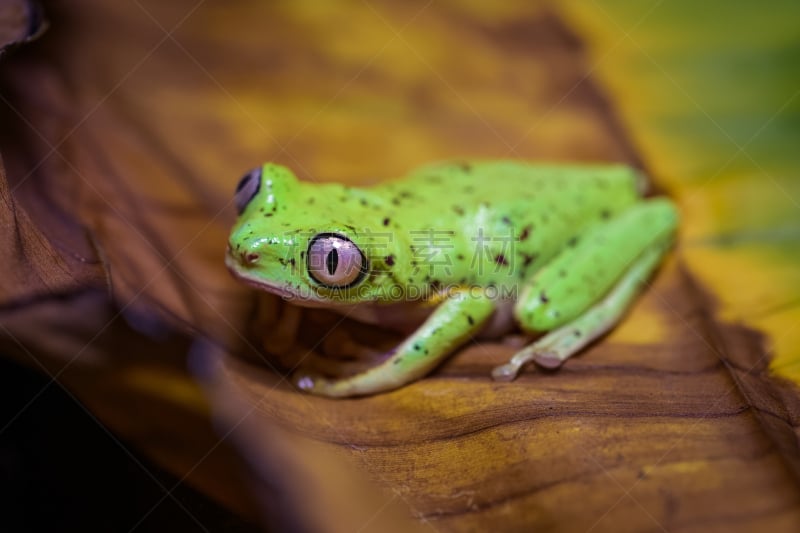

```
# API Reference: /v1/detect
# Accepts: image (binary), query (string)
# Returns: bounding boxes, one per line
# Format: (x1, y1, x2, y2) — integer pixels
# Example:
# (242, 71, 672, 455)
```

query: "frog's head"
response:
(226, 163, 401, 305)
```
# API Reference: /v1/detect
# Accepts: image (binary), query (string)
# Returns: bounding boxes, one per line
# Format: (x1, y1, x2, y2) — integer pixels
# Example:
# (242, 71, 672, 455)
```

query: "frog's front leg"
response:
(494, 199, 678, 380)
(293, 290, 496, 397)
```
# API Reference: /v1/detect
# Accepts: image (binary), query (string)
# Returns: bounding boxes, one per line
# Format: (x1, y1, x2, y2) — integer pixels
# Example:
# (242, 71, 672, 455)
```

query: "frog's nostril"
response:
(230, 240, 261, 266)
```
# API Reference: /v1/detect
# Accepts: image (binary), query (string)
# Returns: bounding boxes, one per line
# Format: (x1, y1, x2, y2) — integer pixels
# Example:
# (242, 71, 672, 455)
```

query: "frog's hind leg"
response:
(494, 199, 678, 380)
(492, 234, 669, 381)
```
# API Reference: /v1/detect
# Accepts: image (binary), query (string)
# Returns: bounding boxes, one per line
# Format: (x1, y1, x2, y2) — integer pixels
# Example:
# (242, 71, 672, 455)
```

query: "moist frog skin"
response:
(226, 161, 678, 397)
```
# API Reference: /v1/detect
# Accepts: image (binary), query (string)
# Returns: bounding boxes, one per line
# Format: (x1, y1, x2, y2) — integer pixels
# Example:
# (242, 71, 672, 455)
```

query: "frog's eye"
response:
(307, 233, 368, 288)
(234, 167, 261, 214)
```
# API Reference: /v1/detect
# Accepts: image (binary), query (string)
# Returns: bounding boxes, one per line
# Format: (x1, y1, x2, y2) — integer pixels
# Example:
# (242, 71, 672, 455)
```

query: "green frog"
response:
(226, 161, 677, 397)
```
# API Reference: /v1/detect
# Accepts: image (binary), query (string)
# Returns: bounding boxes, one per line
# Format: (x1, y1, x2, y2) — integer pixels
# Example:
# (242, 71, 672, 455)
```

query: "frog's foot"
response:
(290, 344, 451, 397)
(291, 371, 361, 398)
(289, 350, 409, 398)
(493, 239, 669, 382)
(286, 329, 395, 393)
(490, 329, 581, 382)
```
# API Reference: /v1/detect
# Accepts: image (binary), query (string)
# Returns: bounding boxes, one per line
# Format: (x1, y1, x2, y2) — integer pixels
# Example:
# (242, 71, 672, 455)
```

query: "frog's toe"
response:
(291, 371, 329, 394)
(490, 348, 535, 382)
(532, 351, 564, 369)
(294, 374, 317, 391)
(490, 363, 521, 382)
(491, 343, 564, 381)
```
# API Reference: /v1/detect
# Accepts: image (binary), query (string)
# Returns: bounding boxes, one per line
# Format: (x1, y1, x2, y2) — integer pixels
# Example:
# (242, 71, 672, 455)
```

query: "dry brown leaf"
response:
(2, 1, 799, 531)
(0, 0, 45, 56)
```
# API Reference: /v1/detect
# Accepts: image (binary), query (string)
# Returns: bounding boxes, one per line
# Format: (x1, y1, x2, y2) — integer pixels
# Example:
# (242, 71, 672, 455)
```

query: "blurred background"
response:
(1, 1, 798, 531)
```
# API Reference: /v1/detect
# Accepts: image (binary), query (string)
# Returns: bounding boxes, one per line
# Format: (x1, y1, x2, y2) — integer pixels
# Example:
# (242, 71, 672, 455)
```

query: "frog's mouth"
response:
(223, 252, 292, 293)
(225, 254, 336, 306)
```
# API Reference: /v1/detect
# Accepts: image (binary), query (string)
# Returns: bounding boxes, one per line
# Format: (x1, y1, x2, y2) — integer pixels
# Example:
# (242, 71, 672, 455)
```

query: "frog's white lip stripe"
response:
(230, 272, 298, 299)
(224, 255, 295, 297)
(225, 255, 330, 304)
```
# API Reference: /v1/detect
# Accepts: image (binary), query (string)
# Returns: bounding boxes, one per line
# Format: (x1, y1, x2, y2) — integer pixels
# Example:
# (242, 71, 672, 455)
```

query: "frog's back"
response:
(374, 160, 645, 287)
(399, 160, 643, 201)
(379, 161, 644, 228)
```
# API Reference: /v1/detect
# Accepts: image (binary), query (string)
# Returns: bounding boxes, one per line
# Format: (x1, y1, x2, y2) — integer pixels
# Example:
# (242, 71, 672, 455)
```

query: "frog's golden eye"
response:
(234, 167, 261, 214)
(307, 233, 368, 288)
